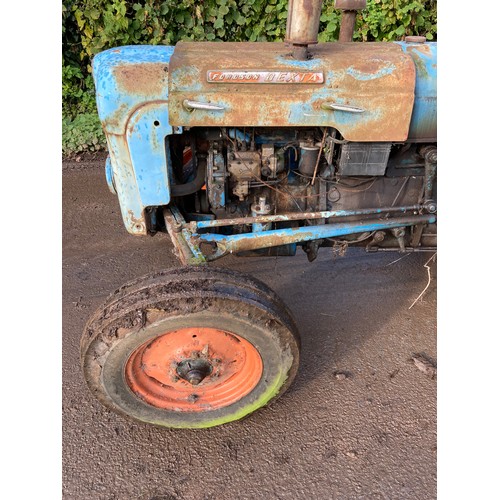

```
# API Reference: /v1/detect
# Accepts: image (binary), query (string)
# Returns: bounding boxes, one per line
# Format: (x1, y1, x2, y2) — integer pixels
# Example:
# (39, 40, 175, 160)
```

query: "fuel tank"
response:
(168, 41, 416, 142)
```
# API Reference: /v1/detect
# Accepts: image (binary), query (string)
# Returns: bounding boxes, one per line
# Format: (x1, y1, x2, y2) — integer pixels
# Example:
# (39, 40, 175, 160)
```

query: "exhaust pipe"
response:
(285, 0, 366, 59)
(335, 0, 366, 42)
(286, 0, 323, 60)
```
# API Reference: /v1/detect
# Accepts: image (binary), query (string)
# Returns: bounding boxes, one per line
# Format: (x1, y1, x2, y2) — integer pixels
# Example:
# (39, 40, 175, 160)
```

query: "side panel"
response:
(397, 41, 437, 142)
(93, 46, 175, 235)
(126, 103, 172, 207)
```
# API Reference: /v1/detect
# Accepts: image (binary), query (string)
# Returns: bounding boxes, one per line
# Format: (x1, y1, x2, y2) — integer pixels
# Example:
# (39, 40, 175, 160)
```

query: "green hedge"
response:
(62, 113, 106, 156)
(62, 0, 437, 154)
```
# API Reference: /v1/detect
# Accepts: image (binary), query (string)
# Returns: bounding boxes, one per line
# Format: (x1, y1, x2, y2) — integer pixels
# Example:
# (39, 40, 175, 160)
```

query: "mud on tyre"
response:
(81, 267, 300, 429)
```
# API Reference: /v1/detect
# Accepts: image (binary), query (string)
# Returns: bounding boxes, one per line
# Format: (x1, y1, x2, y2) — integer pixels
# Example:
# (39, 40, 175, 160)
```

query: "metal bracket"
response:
(163, 207, 207, 265)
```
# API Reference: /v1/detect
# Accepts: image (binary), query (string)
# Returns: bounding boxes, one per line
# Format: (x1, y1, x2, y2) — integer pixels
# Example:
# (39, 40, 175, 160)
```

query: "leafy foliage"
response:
(62, 113, 107, 156)
(67, 0, 436, 65)
(62, 0, 437, 155)
(63, 64, 98, 119)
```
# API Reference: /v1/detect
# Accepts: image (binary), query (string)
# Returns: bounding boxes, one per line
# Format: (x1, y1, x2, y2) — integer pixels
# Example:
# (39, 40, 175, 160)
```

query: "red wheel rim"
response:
(125, 327, 263, 412)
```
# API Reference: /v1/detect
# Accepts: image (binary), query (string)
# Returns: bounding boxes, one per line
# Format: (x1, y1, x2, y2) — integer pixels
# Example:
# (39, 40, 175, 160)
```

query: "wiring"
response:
(222, 129, 341, 202)
(327, 231, 376, 245)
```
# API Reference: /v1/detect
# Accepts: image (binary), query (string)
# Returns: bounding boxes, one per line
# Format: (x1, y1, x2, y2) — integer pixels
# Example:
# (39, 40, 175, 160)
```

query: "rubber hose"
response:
(170, 157, 206, 197)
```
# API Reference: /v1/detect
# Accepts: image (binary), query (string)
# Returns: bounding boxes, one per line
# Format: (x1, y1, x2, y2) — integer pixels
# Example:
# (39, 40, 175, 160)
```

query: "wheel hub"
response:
(124, 327, 263, 412)
(176, 358, 213, 385)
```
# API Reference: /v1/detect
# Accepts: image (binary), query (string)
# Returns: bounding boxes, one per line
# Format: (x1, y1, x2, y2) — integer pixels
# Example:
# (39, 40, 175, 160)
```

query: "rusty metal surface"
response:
(335, 0, 366, 10)
(336, 0, 366, 43)
(168, 42, 416, 142)
(285, 0, 323, 45)
(113, 62, 169, 97)
(405, 36, 426, 44)
(339, 11, 357, 42)
(163, 207, 207, 266)
(187, 205, 424, 230)
(93, 45, 173, 135)
(200, 214, 436, 256)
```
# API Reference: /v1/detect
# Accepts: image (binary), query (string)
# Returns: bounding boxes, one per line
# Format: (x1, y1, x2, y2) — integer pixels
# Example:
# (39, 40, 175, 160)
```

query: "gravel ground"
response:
(62, 159, 437, 499)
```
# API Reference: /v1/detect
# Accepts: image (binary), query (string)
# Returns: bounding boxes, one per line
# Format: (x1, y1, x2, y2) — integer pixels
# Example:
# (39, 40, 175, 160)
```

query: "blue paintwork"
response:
(93, 45, 176, 234)
(93, 45, 174, 134)
(276, 55, 323, 68)
(199, 215, 436, 254)
(104, 156, 116, 195)
(228, 128, 250, 143)
(228, 128, 298, 147)
(106, 133, 147, 234)
(126, 103, 172, 207)
(252, 222, 270, 233)
(397, 41, 437, 141)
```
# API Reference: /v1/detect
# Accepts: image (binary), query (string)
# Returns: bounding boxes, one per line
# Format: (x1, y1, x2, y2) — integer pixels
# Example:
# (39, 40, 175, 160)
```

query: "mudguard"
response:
(93, 45, 176, 235)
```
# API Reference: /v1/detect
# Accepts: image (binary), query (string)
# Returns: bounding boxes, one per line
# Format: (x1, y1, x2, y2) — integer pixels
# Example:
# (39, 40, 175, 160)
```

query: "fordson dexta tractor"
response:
(81, 0, 437, 428)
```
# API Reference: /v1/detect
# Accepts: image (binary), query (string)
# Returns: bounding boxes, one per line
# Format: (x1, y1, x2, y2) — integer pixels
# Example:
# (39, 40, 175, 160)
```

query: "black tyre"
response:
(81, 267, 300, 429)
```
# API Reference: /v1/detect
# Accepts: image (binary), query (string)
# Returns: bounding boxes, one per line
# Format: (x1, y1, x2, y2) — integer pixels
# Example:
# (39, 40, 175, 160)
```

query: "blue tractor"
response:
(81, 0, 436, 428)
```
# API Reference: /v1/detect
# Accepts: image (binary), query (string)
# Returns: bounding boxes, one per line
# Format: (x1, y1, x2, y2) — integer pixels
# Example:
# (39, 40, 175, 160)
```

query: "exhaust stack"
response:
(286, 0, 323, 60)
(286, 0, 366, 59)
(335, 0, 366, 42)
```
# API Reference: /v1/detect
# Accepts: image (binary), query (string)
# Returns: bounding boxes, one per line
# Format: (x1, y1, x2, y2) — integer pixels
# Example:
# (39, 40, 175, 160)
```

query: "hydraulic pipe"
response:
(170, 156, 207, 197)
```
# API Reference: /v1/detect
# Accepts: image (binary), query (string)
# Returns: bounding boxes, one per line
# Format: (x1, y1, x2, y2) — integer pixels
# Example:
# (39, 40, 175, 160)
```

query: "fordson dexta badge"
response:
(207, 70, 324, 83)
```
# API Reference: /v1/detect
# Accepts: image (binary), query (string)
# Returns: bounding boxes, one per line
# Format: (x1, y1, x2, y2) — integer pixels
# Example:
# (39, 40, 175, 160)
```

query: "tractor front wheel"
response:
(81, 267, 300, 429)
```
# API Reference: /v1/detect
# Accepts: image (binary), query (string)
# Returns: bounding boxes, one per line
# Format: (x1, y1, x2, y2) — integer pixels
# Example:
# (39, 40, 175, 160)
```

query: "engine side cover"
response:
(168, 42, 416, 142)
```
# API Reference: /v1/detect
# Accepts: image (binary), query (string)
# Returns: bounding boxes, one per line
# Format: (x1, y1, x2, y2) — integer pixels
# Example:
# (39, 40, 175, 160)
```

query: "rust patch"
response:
(113, 62, 169, 96)
(336, 0, 366, 9)
(411, 44, 432, 56)
(103, 99, 168, 135)
(226, 231, 316, 253)
(334, 92, 415, 142)
(346, 58, 393, 76)
(102, 102, 131, 132)
(127, 209, 146, 235)
(168, 42, 416, 142)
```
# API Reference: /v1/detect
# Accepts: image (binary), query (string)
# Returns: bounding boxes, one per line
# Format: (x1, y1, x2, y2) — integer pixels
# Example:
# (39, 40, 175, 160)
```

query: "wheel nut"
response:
(176, 358, 213, 385)
(185, 370, 205, 385)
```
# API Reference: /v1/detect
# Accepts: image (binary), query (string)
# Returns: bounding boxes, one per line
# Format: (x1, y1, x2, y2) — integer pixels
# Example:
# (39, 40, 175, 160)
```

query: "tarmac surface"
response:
(62, 158, 437, 499)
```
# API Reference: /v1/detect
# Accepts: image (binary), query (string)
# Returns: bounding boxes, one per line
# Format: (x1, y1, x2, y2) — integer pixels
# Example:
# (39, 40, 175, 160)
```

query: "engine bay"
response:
(161, 126, 437, 261)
